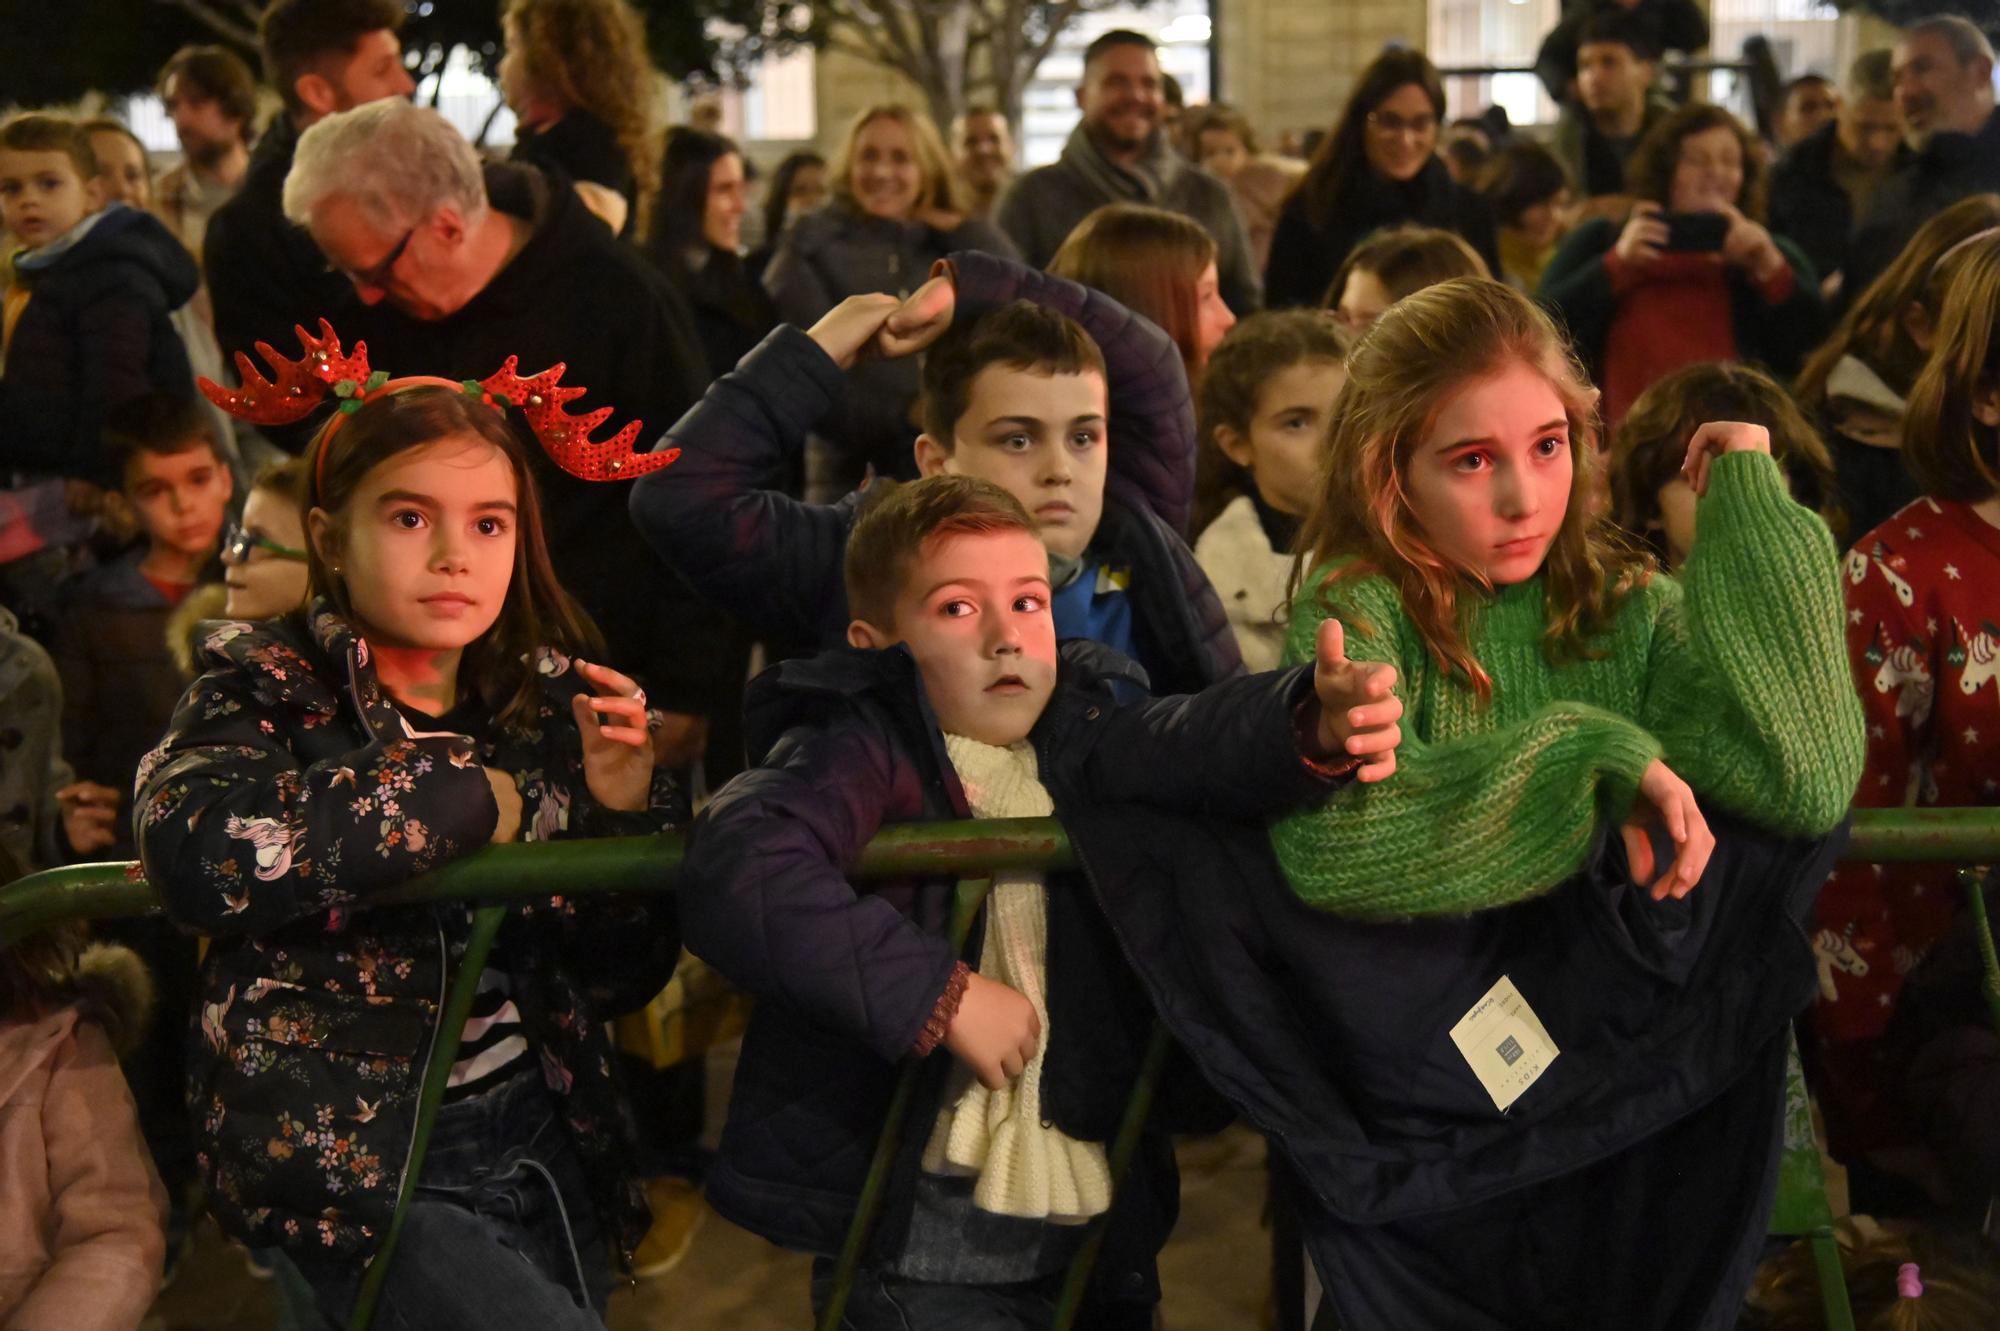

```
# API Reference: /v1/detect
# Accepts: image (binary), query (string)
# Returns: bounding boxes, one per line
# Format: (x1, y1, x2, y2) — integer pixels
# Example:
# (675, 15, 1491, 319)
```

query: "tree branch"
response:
(155, 0, 259, 50)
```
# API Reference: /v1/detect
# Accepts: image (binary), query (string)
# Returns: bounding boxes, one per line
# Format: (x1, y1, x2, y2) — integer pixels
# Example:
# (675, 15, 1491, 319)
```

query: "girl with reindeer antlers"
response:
(133, 322, 684, 1331)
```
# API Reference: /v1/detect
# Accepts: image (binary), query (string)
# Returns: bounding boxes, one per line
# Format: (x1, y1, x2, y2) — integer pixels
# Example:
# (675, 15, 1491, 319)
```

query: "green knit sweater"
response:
(1271, 450, 1865, 918)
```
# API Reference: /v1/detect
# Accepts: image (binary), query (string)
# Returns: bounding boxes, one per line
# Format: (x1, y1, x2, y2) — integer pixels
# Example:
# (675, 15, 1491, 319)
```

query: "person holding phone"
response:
(1538, 103, 1827, 428)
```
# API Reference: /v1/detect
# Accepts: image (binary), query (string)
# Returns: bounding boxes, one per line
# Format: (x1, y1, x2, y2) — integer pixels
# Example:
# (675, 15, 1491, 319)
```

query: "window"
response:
(1427, 0, 1563, 128)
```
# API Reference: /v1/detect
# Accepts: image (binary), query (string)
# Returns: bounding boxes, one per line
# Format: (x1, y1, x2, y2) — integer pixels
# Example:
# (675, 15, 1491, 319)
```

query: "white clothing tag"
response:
(1449, 975, 1560, 1112)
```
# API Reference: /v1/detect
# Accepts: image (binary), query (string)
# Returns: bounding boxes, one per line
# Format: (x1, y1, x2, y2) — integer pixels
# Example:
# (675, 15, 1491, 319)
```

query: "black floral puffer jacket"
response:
(133, 602, 683, 1268)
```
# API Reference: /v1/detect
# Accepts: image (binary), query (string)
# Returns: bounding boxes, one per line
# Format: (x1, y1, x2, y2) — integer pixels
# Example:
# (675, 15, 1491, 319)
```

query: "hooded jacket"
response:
(997, 123, 1263, 314)
(679, 641, 1337, 1303)
(629, 250, 1241, 696)
(1262, 158, 1500, 311)
(0, 204, 199, 485)
(132, 602, 683, 1268)
(0, 943, 167, 1331)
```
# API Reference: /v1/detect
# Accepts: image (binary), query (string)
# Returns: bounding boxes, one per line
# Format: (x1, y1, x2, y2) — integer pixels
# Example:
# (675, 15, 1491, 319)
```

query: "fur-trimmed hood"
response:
(0, 943, 152, 1104)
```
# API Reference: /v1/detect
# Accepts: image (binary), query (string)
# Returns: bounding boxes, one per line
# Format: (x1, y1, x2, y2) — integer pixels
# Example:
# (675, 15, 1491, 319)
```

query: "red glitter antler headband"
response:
(196, 320, 680, 491)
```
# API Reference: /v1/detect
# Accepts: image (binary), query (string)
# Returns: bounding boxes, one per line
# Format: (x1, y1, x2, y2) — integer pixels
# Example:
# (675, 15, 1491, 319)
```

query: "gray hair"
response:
(283, 99, 488, 232)
(1846, 48, 1894, 103)
(1902, 14, 1997, 68)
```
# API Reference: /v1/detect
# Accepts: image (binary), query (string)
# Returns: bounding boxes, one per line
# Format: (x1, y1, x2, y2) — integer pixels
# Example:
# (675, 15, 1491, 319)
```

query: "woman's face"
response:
(1668, 125, 1745, 214)
(87, 129, 150, 210)
(851, 117, 923, 221)
(1403, 359, 1574, 586)
(785, 162, 829, 224)
(1194, 261, 1235, 368)
(1362, 83, 1439, 183)
(223, 485, 310, 620)
(703, 151, 749, 253)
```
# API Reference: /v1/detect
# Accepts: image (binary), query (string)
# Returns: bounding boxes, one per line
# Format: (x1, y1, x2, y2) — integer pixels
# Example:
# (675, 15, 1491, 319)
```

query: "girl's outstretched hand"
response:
(1680, 420, 1770, 499)
(1312, 618, 1403, 783)
(572, 660, 654, 813)
(1622, 759, 1714, 900)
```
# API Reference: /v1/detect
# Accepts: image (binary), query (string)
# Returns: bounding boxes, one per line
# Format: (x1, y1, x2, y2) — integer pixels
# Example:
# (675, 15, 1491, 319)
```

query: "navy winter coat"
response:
(679, 642, 1338, 1305)
(1, 204, 198, 485)
(629, 251, 1240, 696)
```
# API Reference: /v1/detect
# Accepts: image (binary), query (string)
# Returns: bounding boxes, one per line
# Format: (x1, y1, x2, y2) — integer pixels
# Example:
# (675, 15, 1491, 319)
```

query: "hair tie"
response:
(1897, 1261, 1924, 1299)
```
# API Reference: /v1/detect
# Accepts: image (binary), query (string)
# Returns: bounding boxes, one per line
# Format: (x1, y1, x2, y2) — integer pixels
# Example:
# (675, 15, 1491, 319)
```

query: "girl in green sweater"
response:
(1273, 277, 1864, 917)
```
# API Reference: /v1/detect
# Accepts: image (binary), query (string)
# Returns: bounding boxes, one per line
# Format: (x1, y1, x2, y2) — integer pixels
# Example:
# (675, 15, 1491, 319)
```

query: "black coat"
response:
(511, 112, 635, 240)
(0, 205, 198, 485)
(1263, 158, 1500, 310)
(1845, 108, 2000, 299)
(629, 250, 1241, 696)
(678, 640, 1335, 1302)
(1768, 120, 1909, 289)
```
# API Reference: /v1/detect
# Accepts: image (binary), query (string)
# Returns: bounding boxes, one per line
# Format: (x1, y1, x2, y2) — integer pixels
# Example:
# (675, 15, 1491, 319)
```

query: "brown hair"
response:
(158, 45, 260, 141)
(919, 300, 1107, 446)
(1905, 228, 2000, 503)
(1293, 277, 1648, 699)
(79, 117, 154, 204)
(103, 391, 225, 484)
(844, 475, 1039, 631)
(1743, 1221, 2000, 1331)
(305, 388, 602, 730)
(1291, 49, 1446, 233)
(260, 0, 406, 118)
(1195, 310, 1349, 534)
(1795, 195, 2000, 416)
(501, 0, 661, 228)
(1483, 141, 1573, 229)
(0, 113, 98, 180)
(1187, 103, 1259, 159)
(1608, 362, 1842, 561)
(1049, 202, 1217, 382)
(252, 455, 312, 509)
(830, 104, 967, 217)
(1626, 103, 1769, 220)
(1324, 223, 1489, 311)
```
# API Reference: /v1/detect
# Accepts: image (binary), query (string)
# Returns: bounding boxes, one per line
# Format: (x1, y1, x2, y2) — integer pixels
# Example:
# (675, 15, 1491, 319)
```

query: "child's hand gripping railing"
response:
(5, 808, 2000, 1331)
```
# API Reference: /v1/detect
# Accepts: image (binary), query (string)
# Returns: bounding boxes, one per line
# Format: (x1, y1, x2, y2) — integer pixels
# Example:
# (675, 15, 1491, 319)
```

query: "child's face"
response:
(1217, 357, 1345, 517)
(310, 434, 518, 654)
(1651, 476, 1698, 568)
(916, 364, 1109, 561)
(224, 484, 311, 620)
(849, 528, 1057, 747)
(87, 130, 151, 209)
(0, 148, 98, 249)
(1194, 261, 1236, 367)
(1405, 359, 1574, 586)
(125, 444, 232, 562)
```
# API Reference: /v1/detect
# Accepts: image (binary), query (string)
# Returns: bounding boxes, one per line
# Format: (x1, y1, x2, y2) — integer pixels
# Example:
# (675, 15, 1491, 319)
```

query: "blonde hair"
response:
(501, 0, 662, 229)
(1904, 228, 2000, 503)
(1049, 203, 1218, 383)
(1293, 277, 1649, 699)
(830, 104, 966, 217)
(1743, 1220, 2000, 1331)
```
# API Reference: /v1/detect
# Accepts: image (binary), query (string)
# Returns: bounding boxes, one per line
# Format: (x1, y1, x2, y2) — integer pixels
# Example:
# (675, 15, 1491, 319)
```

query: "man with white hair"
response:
(286, 98, 728, 766)
(1845, 15, 2000, 296)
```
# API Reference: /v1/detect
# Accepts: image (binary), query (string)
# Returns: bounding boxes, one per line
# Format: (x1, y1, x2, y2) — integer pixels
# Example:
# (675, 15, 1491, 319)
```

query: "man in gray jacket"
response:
(997, 30, 1261, 313)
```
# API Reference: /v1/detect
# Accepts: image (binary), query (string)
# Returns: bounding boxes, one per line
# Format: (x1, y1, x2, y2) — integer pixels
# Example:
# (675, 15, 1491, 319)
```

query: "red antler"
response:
(197, 319, 374, 425)
(478, 357, 679, 482)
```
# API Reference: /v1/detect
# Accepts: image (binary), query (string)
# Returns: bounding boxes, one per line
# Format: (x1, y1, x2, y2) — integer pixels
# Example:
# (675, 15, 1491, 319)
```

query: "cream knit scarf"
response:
(923, 734, 1112, 1224)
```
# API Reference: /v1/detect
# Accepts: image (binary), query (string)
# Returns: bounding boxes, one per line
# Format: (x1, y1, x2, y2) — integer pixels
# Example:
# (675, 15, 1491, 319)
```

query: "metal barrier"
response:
(4, 808, 1997, 1330)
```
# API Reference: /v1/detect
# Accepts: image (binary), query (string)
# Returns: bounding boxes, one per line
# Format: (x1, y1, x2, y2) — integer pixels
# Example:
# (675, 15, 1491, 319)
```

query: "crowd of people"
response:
(3, 0, 2000, 1328)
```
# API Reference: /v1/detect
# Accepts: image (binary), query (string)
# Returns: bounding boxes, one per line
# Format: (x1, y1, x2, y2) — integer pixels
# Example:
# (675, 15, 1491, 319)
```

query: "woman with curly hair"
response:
(499, 0, 660, 240)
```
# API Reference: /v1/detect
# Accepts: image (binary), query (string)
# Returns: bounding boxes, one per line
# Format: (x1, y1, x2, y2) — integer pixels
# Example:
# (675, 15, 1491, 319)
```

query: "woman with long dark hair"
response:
(745, 150, 827, 288)
(1263, 49, 1499, 309)
(644, 127, 777, 384)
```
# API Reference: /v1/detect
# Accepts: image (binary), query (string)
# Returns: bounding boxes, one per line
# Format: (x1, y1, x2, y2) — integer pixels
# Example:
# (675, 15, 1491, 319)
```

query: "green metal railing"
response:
(4, 808, 1997, 1331)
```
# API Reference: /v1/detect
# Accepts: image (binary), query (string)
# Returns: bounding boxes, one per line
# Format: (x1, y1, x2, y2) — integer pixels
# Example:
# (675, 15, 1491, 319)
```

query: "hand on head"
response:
(1310, 618, 1403, 783)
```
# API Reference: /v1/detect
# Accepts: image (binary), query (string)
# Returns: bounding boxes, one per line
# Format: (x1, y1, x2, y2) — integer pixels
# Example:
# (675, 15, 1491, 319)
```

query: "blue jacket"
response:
(629, 251, 1240, 696)
(679, 641, 1338, 1302)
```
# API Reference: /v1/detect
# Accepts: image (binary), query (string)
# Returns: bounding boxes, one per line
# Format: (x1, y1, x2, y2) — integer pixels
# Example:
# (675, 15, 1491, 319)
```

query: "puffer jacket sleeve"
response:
(947, 250, 1197, 536)
(679, 712, 957, 1065)
(628, 325, 857, 646)
(135, 664, 500, 939)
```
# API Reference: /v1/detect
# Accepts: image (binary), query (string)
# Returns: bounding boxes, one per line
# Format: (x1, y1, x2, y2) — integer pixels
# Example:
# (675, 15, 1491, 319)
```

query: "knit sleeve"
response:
(1268, 571, 1662, 919)
(1637, 449, 1864, 834)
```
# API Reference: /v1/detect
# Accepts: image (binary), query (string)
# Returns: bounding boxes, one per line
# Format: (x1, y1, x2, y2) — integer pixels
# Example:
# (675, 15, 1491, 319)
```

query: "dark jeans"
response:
(810, 1257, 1063, 1331)
(298, 1068, 613, 1331)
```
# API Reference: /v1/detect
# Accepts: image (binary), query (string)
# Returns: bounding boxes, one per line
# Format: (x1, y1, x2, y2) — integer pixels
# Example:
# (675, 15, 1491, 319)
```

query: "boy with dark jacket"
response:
(629, 250, 1242, 698)
(679, 475, 1400, 1328)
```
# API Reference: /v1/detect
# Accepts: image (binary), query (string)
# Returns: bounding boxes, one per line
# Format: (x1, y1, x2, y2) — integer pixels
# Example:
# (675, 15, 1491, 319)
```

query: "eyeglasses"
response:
(334, 225, 415, 291)
(222, 522, 309, 565)
(1365, 110, 1438, 139)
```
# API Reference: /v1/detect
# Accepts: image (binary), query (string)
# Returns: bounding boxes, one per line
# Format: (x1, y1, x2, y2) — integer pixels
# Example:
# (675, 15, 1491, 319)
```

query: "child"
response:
(1608, 361, 1841, 567)
(1192, 310, 1349, 669)
(679, 474, 1397, 1329)
(135, 328, 685, 1329)
(0, 916, 167, 1331)
(1100, 277, 1859, 1329)
(1481, 141, 1575, 292)
(1814, 227, 2000, 1207)
(629, 250, 1242, 696)
(50, 392, 230, 860)
(1742, 1219, 2000, 1330)
(0, 113, 200, 488)
(1046, 203, 1237, 386)
(1323, 223, 1489, 333)
(219, 455, 310, 622)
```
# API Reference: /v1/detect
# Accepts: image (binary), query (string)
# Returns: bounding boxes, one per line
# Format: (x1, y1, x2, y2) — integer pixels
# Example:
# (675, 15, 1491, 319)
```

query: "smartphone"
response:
(1660, 212, 1729, 253)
